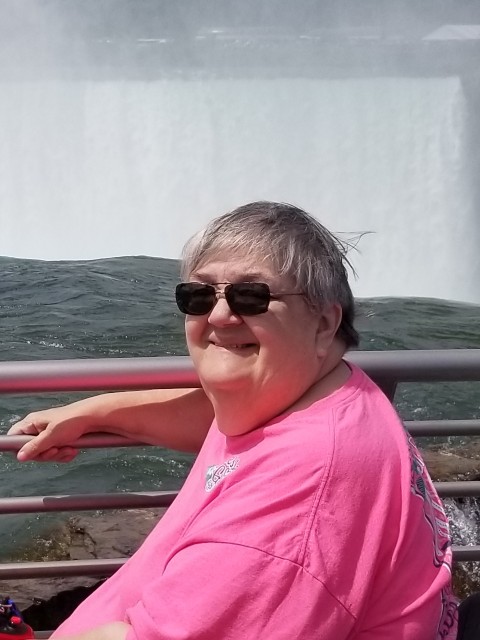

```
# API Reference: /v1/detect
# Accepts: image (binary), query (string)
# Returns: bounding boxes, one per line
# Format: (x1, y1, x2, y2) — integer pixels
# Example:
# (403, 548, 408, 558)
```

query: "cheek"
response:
(274, 316, 319, 355)
(246, 321, 291, 357)
(184, 317, 205, 348)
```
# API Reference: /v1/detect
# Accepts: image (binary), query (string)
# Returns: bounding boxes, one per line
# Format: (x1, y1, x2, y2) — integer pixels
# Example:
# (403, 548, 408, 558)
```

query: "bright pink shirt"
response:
(53, 364, 457, 639)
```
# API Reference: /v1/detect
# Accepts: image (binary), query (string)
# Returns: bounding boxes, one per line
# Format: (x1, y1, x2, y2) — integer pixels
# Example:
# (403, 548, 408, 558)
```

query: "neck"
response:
(209, 342, 350, 436)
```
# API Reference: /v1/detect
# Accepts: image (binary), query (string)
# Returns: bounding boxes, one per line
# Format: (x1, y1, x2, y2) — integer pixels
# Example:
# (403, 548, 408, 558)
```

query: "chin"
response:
(202, 374, 250, 394)
(199, 366, 256, 397)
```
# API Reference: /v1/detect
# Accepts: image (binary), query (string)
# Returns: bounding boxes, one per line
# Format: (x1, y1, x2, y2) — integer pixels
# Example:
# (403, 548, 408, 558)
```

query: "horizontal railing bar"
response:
(0, 491, 177, 514)
(2, 420, 480, 455)
(0, 356, 198, 393)
(349, 349, 480, 382)
(0, 350, 479, 394)
(435, 482, 480, 497)
(0, 558, 125, 579)
(0, 482, 478, 516)
(0, 433, 143, 452)
(452, 546, 480, 561)
(2, 546, 479, 581)
(405, 420, 480, 437)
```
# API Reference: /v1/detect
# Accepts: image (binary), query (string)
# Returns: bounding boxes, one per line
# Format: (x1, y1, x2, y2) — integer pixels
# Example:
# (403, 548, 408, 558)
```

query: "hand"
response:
(7, 405, 88, 463)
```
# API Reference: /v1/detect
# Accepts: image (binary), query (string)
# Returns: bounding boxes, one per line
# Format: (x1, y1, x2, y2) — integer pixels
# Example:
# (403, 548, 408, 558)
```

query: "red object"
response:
(0, 621, 34, 639)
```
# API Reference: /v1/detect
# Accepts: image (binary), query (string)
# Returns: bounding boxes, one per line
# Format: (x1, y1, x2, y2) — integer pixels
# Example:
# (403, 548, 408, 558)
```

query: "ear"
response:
(315, 303, 343, 358)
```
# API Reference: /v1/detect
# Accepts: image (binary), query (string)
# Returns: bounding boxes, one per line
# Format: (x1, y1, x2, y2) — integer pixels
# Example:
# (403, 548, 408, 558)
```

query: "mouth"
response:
(210, 341, 257, 350)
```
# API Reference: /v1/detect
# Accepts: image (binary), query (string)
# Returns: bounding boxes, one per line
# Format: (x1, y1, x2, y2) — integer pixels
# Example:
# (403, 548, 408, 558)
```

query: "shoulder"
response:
(329, 364, 408, 460)
(304, 365, 414, 527)
(290, 363, 409, 470)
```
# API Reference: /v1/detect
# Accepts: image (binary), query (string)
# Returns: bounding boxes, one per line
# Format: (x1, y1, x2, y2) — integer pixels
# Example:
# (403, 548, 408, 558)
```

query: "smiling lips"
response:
(209, 341, 256, 350)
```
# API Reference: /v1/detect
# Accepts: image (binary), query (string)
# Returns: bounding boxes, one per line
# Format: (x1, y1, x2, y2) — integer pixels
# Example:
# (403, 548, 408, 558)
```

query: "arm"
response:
(8, 388, 213, 462)
(52, 543, 354, 640)
(125, 543, 353, 639)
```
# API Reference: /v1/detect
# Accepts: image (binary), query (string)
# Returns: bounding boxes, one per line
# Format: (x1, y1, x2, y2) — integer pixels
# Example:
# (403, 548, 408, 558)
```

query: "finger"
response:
(37, 447, 78, 462)
(35, 447, 60, 461)
(8, 420, 43, 436)
(56, 448, 79, 463)
(17, 429, 60, 461)
(32, 447, 79, 464)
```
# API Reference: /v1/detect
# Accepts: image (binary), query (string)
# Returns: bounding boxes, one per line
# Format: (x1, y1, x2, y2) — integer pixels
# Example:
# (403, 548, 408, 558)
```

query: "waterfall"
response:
(0, 75, 478, 303)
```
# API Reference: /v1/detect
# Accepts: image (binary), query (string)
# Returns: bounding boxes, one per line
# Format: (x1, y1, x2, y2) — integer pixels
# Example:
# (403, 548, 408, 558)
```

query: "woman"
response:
(10, 202, 457, 639)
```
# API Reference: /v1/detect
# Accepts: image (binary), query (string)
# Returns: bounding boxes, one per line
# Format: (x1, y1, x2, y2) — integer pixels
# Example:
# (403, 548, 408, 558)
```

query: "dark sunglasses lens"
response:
(227, 283, 270, 315)
(175, 283, 215, 315)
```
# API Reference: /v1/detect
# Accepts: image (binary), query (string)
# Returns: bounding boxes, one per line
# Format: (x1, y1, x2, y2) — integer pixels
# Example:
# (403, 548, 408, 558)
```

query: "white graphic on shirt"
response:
(205, 456, 240, 492)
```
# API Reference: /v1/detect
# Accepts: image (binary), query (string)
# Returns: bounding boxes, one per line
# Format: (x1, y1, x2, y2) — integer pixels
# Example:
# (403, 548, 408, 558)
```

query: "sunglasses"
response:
(175, 282, 303, 316)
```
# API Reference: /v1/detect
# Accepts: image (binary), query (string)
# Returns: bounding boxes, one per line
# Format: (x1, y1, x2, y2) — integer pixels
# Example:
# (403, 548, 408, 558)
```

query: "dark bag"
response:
(458, 593, 480, 640)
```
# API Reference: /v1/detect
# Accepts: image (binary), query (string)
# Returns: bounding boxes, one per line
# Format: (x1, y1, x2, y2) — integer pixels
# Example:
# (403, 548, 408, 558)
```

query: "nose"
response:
(207, 293, 243, 326)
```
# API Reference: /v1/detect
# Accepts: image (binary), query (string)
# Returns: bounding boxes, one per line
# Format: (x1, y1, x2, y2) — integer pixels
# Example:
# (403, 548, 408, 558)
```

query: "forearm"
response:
(84, 388, 213, 452)
(9, 387, 214, 462)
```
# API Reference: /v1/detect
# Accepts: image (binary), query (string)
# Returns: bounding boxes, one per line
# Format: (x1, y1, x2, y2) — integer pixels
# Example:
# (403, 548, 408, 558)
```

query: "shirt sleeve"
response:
(124, 541, 355, 640)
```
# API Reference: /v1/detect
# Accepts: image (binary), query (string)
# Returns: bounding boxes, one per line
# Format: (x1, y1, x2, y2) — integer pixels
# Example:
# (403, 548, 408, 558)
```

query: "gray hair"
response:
(180, 201, 359, 349)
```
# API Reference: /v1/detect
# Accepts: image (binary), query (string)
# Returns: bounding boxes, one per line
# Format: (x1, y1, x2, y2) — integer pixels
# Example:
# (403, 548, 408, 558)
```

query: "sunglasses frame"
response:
(175, 282, 303, 316)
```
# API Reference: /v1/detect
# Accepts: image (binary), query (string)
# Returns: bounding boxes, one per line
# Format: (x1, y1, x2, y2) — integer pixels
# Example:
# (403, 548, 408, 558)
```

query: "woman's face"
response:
(184, 252, 330, 429)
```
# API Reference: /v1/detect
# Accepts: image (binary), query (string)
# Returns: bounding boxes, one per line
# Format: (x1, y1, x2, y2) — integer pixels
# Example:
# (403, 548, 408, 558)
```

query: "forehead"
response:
(189, 251, 282, 284)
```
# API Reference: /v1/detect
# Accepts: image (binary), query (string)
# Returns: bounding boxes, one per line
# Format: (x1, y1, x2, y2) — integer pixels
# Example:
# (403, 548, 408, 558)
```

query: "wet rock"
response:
(421, 446, 480, 482)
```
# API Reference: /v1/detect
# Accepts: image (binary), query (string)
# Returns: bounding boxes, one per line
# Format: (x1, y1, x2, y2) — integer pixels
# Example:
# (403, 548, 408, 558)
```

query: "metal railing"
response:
(2, 349, 480, 395)
(0, 350, 479, 584)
